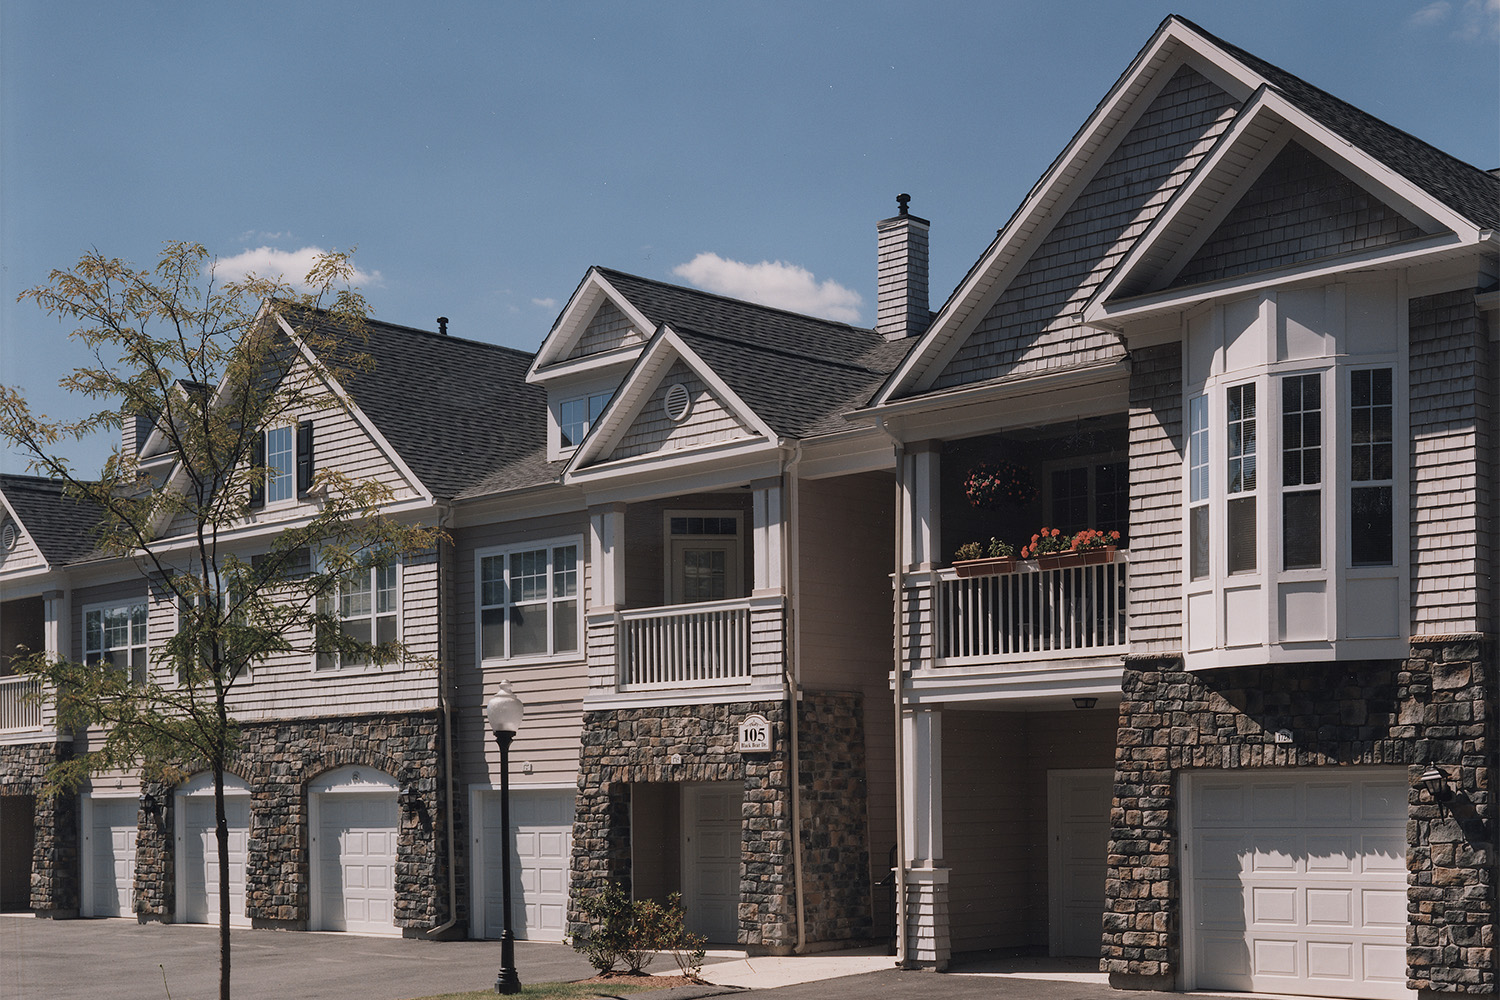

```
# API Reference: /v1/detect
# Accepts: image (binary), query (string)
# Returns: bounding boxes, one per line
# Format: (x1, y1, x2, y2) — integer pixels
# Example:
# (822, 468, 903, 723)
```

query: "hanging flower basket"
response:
(963, 461, 1038, 510)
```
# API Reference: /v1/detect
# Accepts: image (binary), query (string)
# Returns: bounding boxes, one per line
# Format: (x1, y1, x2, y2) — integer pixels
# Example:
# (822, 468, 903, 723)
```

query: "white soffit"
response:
(526, 269, 654, 382)
(1086, 88, 1483, 326)
(563, 325, 777, 483)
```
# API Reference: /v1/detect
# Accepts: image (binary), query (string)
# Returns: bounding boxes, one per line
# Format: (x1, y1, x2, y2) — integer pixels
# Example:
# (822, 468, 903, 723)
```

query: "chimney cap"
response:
(879, 193, 929, 228)
(897, 193, 911, 216)
(436, 316, 449, 336)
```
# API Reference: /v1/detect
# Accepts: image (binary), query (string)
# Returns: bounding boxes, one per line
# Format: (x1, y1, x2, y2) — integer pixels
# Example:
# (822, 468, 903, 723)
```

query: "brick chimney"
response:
(876, 193, 930, 341)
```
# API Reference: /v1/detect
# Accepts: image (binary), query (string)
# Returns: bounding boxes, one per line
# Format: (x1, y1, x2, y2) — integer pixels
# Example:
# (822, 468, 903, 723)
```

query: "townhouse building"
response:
(0, 14, 1494, 1000)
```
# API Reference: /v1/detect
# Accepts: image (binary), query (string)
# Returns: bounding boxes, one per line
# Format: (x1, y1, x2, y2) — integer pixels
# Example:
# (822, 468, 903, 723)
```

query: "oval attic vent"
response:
(664, 382, 692, 422)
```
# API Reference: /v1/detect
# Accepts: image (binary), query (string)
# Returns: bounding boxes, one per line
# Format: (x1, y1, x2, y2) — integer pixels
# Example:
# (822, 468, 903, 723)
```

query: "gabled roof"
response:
(0, 473, 105, 567)
(869, 14, 1500, 410)
(588, 269, 910, 439)
(289, 309, 557, 501)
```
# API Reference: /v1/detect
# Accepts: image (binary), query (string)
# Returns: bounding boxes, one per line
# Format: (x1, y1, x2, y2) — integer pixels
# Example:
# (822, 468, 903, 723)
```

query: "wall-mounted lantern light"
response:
(1072, 697, 1098, 710)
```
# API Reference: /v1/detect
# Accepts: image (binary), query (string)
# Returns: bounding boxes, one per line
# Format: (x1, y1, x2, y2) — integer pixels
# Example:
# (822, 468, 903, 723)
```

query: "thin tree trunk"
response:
(214, 756, 231, 1000)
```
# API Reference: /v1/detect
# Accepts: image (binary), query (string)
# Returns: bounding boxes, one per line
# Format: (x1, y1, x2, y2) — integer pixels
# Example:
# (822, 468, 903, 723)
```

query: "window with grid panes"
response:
(477, 540, 580, 660)
(85, 602, 148, 684)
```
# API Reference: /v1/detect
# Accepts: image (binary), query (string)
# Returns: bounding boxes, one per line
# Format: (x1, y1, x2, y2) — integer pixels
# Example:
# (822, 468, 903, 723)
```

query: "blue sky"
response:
(2, 0, 1496, 475)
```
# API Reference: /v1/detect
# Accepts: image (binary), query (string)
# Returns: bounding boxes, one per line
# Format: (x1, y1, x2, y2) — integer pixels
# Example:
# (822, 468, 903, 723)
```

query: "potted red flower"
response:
(1070, 528, 1121, 565)
(1021, 526, 1081, 569)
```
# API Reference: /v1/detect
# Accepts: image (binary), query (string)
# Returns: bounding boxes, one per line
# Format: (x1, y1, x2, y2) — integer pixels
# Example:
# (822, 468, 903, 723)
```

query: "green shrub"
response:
(570, 885, 706, 978)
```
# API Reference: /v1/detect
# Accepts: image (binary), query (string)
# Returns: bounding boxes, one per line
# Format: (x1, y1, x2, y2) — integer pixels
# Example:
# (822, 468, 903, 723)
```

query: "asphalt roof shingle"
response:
(0, 474, 107, 566)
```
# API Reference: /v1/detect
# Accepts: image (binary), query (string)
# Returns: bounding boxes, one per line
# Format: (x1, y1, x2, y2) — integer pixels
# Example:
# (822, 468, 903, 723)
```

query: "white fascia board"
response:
(0, 567, 67, 600)
(855, 358, 1130, 443)
(584, 687, 786, 711)
(1087, 234, 1472, 330)
(870, 21, 1255, 409)
(448, 483, 584, 528)
(568, 326, 777, 473)
(525, 270, 656, 381)
(528, 344, 644, 383)
(1086, 90, 1485, 324)
(796, 429, 898, 480)
(565, 439, 785, 499)
(903, 659, 1125, 706)
(142, 496, 442, 560)
(0, 492, 51, 575)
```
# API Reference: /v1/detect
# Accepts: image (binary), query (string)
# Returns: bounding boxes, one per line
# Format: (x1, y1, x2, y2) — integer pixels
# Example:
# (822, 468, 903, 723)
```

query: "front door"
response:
(1048, 769, 1113, 957)
(666, 512, 742, 605)
(682, 782, 741, 943)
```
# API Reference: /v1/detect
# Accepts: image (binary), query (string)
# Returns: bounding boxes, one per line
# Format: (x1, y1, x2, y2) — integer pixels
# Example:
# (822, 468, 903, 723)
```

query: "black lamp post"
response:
(486, 680, 525, 995)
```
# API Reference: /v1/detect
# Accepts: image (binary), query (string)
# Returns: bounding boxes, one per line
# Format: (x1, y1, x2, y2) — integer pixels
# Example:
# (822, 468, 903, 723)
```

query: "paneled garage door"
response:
(176, 774, 250, 926)
(477, 789, 574, 941)
(1183, 768, 1410, 999)
(85, 796, 137, 917)
(312, 768, 400, 936)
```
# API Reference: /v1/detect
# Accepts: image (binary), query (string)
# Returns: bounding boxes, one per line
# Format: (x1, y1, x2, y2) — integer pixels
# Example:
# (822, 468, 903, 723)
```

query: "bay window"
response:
(1225, 382, 1257, 573)
(1281, 373, 1322, 569)
(1188, 395, 1210, 579)
(477, 538, 581, 661)
(1350, 367, 1394, 566)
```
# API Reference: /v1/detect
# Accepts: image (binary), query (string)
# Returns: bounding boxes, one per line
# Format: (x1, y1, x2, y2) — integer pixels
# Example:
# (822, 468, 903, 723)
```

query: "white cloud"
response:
(672, 253, 863, 324)
(532, 297, 558, 309)
(1407, 0, 1498, 37)
(212, 246, 383, 291)
(1408, 0, 1450, 26)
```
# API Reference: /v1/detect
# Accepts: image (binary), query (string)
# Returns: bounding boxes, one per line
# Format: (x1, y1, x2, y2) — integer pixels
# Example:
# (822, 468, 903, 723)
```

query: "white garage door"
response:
(312, 768, 399, 936)
(477, 789, 574, 942)
(1184, 768, 1411, 1000)
(176, 774, 250, 926)
(85, 796, 136, 917)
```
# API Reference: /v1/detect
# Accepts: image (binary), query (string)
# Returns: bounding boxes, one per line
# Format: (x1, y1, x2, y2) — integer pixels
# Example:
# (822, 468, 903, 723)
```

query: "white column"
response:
(902, 706, 943, 865)
(751, 478, 784, 596)
(900, 443, 941, 571)
(588, 504, 627, 611)
(42, 589, 68, 660)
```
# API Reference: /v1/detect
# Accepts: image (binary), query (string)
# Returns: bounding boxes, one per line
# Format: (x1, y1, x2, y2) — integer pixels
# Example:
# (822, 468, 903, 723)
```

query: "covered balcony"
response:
(896, 418, 1132, 686)
(0, 594, 55, 742)
(585, 483, 788, 702)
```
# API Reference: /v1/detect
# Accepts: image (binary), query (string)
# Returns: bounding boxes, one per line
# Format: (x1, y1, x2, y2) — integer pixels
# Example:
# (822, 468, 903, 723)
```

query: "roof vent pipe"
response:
(876, 194, 930, 342)
(437, 317, 449, 336)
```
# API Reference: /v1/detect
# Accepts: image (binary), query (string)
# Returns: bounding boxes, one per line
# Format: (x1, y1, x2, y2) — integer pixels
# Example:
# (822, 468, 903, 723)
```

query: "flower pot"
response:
(1079, 546, 1117, 565)
(954, 556, 1018, 578)
(1036, 551, 1084, 570)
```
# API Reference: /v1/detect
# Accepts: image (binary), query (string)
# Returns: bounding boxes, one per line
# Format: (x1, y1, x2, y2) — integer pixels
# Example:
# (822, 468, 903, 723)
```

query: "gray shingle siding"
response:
(1173, 141, 1424, 287)
(935, 65, 1238, 390)
(1409, 290, 1493, 637)
(1126, 343, 1184, 652)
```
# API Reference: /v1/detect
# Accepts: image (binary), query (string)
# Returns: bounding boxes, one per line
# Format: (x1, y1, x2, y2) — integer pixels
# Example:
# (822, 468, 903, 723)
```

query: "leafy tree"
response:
(1, 243, 440, 1000)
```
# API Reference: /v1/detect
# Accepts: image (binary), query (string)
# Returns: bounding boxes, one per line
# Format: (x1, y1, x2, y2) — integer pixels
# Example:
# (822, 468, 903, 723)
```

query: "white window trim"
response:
(82, 598, 149, 685)
(263, 424, 298, 507)
(314, 557, 403, 674)
(662, 510, 745, 604)
(548, 382, 616, 461)
(474, 535, 584, 665)
(174, 569, 256, 684)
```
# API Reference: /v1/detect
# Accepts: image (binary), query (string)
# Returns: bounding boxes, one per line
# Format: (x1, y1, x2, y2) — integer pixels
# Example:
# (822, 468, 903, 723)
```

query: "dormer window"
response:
(559, 391, 612, 450)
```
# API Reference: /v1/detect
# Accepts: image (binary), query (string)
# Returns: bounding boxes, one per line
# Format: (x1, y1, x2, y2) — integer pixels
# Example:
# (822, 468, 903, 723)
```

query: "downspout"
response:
(781, 441, 808, 954)
(875, 417, 908, 968)
(427, 502, 460, 940)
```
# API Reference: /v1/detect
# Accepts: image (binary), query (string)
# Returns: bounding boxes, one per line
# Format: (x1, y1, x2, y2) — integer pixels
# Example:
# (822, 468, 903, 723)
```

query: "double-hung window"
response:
(250, 421, 314, 508)
(1350, 367, 1394, 565)
(477, 539, 581, 660)
(317, 561, 399, 670)
(1188, 395, 1210, 579)
(84, 602, 148, 684)
(1225, 382, 1257, 573)
(1281, 374, 1322, 569)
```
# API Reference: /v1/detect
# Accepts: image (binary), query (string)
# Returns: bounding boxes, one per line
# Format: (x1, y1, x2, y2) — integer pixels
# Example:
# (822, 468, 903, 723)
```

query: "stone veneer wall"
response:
(796, 692, 873, 943)
(235, 712, 447, 932)
(570, 701, 797, 950)
(0, 741, 78, 915)
(1104, 642, 1496, 995)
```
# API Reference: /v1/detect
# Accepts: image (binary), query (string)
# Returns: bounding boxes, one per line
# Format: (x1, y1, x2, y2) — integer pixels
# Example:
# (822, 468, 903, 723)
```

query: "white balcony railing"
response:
(0, 675, 44, 732)
(618, 598, 752, 690)
(934, 556, 1128, 664)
